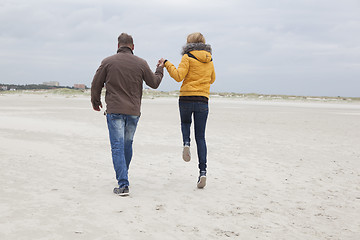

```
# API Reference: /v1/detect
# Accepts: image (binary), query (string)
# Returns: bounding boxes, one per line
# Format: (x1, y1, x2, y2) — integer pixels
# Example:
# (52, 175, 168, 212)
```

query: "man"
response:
(91, 33, 164, 196)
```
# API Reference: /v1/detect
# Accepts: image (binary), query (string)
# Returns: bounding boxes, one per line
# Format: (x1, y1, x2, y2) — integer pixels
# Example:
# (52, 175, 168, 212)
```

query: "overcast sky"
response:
(1, 0, 359, 97)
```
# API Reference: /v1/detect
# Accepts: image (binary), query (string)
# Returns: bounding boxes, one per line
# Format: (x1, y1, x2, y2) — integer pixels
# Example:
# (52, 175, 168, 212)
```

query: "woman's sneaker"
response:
(183, 145, 191, 162)
(113, 186, 129, 196)
(197, 171, 207, 188)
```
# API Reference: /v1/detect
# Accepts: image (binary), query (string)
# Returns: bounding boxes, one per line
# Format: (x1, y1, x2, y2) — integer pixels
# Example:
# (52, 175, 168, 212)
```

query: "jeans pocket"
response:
(107, 113, 122, 120)
(198, 103, 209, 112)
(179, 102, 192, 111)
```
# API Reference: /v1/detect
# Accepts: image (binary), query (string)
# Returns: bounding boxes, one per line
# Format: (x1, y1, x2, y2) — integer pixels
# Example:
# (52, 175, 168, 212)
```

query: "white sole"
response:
(183, 146, 191, 162)
(197, 176, 206, 188)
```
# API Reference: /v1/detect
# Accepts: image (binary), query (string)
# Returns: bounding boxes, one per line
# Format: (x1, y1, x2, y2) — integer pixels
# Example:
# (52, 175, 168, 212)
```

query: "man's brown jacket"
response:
(91, 47, 163, 116)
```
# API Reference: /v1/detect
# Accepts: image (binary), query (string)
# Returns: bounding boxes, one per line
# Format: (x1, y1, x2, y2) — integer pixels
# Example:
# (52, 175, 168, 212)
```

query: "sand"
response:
(0, 93, 359, 240)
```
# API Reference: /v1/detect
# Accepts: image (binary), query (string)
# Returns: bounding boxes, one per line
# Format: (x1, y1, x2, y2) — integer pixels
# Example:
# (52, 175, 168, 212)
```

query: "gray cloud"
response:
(1, 0, 359, 96)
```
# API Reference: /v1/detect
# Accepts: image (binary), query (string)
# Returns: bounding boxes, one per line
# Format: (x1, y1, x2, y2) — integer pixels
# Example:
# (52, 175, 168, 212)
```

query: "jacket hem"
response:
(105, 108, 141, 117)
(179, 91, 210, 98)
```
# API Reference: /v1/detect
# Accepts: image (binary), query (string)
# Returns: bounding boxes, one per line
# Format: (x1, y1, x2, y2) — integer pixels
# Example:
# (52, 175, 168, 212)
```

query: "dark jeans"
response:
(179, 101, 209, 172)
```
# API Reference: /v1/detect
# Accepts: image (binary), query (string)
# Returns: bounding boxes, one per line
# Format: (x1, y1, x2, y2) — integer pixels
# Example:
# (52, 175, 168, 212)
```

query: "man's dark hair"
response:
(118, 33, 133, 46)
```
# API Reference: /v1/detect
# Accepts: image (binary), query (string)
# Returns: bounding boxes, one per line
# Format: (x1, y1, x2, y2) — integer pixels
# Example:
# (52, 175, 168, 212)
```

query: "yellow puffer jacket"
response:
(164, 43, 215, 98)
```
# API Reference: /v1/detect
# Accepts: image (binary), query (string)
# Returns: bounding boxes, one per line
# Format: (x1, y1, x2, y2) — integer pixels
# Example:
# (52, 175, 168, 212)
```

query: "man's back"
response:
(91, 47, 163, 116)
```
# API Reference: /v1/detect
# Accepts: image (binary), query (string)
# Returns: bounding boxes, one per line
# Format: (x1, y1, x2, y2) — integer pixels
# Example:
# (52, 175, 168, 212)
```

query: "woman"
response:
(159, 32, 216, 188)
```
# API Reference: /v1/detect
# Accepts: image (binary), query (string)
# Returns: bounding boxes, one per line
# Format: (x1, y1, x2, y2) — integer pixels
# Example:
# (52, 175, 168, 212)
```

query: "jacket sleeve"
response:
(90, 63, 106, 108)
(142, 62, 163, 89)
(210, 62, 216, 84)
(164, 55, 190, 82)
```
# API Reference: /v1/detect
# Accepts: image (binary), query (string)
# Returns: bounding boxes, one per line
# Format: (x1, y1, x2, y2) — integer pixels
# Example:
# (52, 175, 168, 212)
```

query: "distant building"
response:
(1, 86, 8, 91)
(74, 84, 86, 89)
(43, 81, 59, 87)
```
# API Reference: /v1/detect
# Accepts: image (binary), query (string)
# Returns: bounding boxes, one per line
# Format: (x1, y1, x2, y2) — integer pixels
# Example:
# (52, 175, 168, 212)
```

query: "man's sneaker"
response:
(113, 186, 129, 196)
(183, 145, 191, 162)
(197, 171, 207, 188)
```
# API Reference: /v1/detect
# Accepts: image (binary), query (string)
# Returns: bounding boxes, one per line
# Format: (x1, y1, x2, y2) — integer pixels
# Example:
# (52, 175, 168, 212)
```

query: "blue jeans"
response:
(106, 113, 139, 187)
(179, 101, 209, 172)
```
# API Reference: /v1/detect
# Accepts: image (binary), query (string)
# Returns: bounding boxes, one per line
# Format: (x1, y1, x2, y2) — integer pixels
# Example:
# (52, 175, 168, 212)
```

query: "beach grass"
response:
(1, 88, 359, 102)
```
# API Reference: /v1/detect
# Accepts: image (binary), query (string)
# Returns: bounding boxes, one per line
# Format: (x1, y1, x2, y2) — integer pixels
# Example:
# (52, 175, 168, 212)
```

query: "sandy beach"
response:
(0, 92, 359, 240)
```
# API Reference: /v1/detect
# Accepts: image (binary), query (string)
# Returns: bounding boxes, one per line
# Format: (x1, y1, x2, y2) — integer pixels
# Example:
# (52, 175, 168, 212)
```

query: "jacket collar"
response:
(182, 43, 212, 55)
(117, 46, 134, 54)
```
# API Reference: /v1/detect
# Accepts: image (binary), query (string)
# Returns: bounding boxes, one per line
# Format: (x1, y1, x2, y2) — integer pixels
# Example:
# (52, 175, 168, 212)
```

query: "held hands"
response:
(157, 58, 166, 68)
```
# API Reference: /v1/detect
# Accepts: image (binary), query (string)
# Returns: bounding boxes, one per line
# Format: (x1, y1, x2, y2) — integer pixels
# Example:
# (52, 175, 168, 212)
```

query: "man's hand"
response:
(93, 102, 103, 111)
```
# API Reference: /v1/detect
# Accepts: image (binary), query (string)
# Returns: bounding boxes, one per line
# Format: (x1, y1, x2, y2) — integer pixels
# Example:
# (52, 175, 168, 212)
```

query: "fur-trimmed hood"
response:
(181, 43, 213, 63)
(181, 43, 212, 55)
